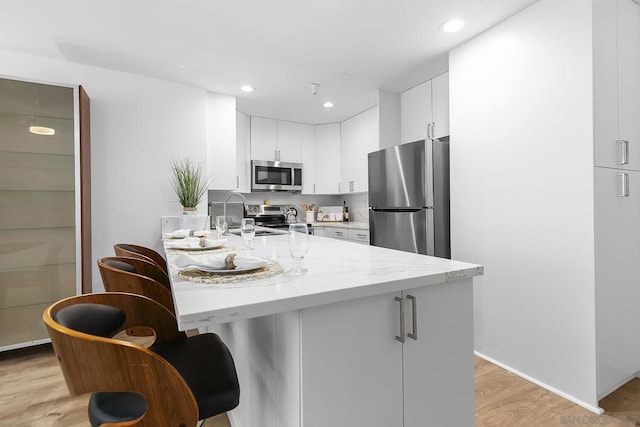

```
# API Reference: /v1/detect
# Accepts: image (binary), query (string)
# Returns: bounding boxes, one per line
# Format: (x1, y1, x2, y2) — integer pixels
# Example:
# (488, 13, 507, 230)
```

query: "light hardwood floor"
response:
(2, 344, 640, 426)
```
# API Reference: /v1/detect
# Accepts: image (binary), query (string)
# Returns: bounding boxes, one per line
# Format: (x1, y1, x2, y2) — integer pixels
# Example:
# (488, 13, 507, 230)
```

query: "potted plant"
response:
(169, 158, 208, 214)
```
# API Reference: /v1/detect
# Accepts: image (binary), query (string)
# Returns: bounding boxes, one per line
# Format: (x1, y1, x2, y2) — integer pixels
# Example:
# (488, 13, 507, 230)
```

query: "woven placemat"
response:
(177, 260, 285, 287)
(165, 245, 236, 255)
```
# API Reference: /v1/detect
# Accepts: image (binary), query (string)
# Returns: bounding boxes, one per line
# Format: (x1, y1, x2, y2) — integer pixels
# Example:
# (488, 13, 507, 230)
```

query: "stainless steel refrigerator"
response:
(368, 138, 450, 258)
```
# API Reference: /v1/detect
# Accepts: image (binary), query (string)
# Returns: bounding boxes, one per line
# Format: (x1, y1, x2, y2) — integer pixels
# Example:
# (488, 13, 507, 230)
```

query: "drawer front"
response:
(329, 228, 348, 240)
(348, 228, 370, 244)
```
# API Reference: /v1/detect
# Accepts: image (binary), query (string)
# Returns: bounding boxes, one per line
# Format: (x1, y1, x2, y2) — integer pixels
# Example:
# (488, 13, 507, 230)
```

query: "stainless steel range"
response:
(246, 204, 313, 233)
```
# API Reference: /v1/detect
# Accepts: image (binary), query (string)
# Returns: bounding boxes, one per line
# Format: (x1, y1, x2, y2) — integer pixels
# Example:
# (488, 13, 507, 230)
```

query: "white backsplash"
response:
(208, 190, 370, 223)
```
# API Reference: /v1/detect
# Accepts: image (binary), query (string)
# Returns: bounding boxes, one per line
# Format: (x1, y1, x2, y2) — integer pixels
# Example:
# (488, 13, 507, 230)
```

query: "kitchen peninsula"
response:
(164, 233, 482, 427)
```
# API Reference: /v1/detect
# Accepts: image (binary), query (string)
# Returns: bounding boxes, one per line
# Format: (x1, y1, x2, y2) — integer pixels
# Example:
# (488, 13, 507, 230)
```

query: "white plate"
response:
(170, 242, 226, 251)
(180, 264, 266, 274)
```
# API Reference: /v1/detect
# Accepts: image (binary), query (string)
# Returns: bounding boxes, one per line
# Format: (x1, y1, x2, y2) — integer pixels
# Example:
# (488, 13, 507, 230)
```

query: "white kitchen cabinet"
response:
(276, 121, 303, 163)
(235, 111, 251, 192)
(250, 116, 278, 161)
(250, 117, 302, 163)
(313, 123, 341, 194)
(302, 279, 474, 427)
(594, 0, 640, 170)
(348, 228, 370, 244)
(401, 80, 431, 144)
(327, 227, 348, 240)
(300, 123, 316, 195)
(431, 72, 450, 139)
(401, 72, 449, 144)
(341, 107, 378, 193)
(207, 93, 246, 191)
(595, 167, 640, 396)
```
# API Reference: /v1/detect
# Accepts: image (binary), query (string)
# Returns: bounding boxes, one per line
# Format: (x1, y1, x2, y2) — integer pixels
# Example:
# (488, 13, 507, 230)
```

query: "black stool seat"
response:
(151, 333, 240, 419)
(88, 392, 147, 426)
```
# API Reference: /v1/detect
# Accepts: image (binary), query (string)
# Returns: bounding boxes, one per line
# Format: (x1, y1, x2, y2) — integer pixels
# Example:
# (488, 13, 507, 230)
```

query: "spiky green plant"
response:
(169, 158, 208, 209)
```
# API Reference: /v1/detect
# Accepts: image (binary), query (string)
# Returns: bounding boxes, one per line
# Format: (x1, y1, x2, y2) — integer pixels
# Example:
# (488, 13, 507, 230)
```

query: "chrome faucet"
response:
(222, 192, 248, 235)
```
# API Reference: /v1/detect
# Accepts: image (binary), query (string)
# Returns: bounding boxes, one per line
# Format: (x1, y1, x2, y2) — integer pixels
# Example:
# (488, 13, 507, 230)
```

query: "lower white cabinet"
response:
(303, 279, 473, 427)
(595, 167, 640, 397)
(315, 226, 370, 244)
(219, 279, 474, 427)
(348, 228, 370, 244)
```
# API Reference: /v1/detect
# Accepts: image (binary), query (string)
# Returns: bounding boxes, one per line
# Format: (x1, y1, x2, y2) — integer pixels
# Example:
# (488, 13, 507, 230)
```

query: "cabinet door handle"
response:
(618, 173, 629, 197)
(335, 231, 343, 236)
(236, 176, 239, 189)
(350, 180, 354, 192)
(278, 150, 281, 161)
(338, 182, 341, 193)
(407, 295, 417, 340)
(356, 233, 366, 238)
(617, 140, 629, 165)
(313, 183, 316, 194)
(394, 296, 405, 343)
(431, 122, 436, 139)
(427, 123, 432, 139)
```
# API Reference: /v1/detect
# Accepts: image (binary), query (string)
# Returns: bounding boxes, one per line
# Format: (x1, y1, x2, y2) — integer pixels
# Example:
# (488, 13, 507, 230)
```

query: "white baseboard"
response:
(227, 410, 240, 427)
(475, 351, 604, 415)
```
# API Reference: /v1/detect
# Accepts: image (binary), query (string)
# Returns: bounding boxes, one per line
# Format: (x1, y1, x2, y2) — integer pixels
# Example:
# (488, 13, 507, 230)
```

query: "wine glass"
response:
(240, 218, 255, 250)
(215, 216, 228, 238)
(288, 223, 309, 274)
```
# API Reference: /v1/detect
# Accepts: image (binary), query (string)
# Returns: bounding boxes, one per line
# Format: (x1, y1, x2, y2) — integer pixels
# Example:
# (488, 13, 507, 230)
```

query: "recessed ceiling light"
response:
(323, 102, 334, 108)
(29, 126, 55, 136)
(440, 18, 466, 33)
(241, 85, 254, 93)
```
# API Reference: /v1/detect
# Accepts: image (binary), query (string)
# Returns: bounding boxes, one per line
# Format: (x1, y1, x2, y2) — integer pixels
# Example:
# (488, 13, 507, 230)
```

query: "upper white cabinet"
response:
(313, 123, 341, 194)
(341, 107, 379, 193)
(401, 72, 449, 144)
(250, 117, 302, 163)
(206, 93, 250, 192)
(235, 111, 251, 192)
(594, 0, 640, 170)
(431, 73, 450, 139)
(300, 123, 316, 195)
(207, 92, 245, 191)
(277, 121, 303, 163)
(402, 81, 431, 144)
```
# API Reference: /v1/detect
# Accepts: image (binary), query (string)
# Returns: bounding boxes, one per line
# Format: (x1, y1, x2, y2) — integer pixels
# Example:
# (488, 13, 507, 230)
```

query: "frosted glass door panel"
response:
(0, 78, 76, 349)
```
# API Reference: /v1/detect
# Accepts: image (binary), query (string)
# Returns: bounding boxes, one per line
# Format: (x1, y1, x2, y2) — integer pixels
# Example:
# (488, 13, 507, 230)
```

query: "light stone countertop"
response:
(309, 221, 369, 229)
(164, 233, 482, 331)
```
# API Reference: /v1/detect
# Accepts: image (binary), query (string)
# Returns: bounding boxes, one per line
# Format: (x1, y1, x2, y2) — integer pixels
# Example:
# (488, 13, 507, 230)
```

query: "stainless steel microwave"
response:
(251, 160, 303, 192)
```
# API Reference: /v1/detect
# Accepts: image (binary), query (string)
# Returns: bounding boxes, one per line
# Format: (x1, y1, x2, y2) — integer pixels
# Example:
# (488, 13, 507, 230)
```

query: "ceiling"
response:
(0, 0, 538, 124)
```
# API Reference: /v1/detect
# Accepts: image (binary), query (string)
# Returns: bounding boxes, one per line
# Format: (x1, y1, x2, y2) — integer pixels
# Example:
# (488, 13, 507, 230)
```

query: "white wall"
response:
(0, 51, 208, 291)
(450, 0, 598, 409)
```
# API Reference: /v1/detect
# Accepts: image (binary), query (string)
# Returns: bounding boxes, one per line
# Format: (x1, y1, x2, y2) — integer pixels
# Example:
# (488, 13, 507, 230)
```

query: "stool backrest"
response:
(43, 292, 197, 426)
(98, 257, 174, 314)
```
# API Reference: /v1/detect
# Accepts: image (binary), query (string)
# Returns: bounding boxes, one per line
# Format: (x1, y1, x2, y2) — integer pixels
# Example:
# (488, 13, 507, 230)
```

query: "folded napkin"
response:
(173, 253, 267, 271)
(165, 237, 227, 249)
(164, 228, 191, 238)
(164, 229, 212, 239)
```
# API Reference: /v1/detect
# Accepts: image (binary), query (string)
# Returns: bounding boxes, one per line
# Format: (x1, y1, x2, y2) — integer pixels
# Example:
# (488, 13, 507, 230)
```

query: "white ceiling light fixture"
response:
(440, 18, 466, 33)
(241, 85, 254, 93)
(323, 102, 334, 108)
(29, 125, 55, 136)
(29, 99, 55, 136)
